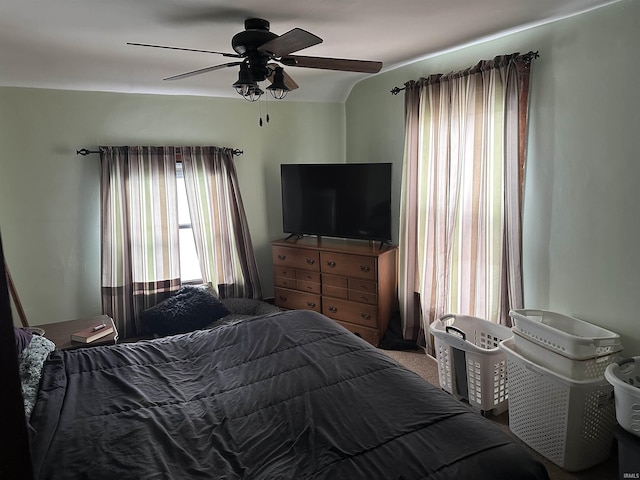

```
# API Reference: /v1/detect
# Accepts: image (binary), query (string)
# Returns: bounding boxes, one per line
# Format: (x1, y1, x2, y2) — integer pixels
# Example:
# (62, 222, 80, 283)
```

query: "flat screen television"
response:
(281, 163, 392, 242)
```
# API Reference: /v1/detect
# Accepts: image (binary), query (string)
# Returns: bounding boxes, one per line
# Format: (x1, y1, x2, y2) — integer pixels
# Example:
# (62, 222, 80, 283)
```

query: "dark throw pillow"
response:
(14, 327, 33, 355)
(141, 285, 230, 336)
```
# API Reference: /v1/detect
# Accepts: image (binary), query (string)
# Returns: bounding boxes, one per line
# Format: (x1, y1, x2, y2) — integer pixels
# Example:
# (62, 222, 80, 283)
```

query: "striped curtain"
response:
(100, 146, 263, 338)
(399, 52, 535, 352)
(180, 146, 262, 299)
(100, 146, 181, 338)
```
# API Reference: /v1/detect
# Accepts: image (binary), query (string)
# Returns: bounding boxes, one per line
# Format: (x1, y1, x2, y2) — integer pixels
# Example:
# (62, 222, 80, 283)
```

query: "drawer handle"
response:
(306, 258, 316, 265)
(328, 306, 337, 313)
(326, 261, 336, 268)
(361, 313, 371, 320)
(360, 265, 370, 272)
(307, 302, 316, 308)
(278, 255, 286, 260)
(279, 295, 288, 302)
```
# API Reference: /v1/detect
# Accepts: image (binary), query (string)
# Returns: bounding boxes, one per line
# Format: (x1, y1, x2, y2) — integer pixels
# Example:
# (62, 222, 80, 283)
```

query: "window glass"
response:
(176, 163, 203, 283)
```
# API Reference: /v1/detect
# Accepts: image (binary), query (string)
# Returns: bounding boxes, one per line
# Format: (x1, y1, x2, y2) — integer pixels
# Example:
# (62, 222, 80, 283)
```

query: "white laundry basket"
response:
(604, 357, 640, 437)
(500, 337, 616, 471)
(429, 314, 512, 415)
(509, 309, 622, 359)
(511, 329, 621, 380)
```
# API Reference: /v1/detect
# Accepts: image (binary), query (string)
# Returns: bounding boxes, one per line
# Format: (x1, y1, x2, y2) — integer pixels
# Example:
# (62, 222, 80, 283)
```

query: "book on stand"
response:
(70, 322, 114, 343)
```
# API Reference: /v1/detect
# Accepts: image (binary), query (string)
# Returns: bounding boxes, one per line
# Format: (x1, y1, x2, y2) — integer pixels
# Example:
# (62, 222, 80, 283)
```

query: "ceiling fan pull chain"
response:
(258, 100, 263, 127)
(265, 94, 270, 124)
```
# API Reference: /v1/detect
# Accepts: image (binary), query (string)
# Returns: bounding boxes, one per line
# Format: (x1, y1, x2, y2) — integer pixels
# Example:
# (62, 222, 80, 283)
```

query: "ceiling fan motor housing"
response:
(231, 18, 278, 56)
(231, 18, 279, 82)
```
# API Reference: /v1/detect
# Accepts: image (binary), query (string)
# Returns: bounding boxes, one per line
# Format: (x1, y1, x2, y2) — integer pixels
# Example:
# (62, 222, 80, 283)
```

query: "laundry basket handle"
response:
(617, 357, 636, 367)
(445, 326, 466, 340)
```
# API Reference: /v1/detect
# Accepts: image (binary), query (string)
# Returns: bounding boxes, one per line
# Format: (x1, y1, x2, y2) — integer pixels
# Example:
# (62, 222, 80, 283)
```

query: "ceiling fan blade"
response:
(127, 42, 241, 58)
(258, 28, 322, 57)
(267, 64, 299, 90)
(163, 62, 242, 81)
(281, 55, 383, 74)
(281, 69, 299, 90)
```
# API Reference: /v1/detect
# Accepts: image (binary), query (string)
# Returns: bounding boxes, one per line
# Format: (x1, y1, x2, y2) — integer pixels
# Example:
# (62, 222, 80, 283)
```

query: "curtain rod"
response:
(390, 50, 539, 95)
(76, 148, 244, 156)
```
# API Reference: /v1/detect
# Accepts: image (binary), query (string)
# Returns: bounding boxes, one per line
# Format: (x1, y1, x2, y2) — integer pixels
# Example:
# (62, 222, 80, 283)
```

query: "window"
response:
(176, 162, 202, 283)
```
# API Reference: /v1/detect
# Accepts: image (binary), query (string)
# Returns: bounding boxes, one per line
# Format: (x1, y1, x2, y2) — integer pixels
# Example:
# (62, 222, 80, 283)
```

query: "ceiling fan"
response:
(128, 18, 383, 101)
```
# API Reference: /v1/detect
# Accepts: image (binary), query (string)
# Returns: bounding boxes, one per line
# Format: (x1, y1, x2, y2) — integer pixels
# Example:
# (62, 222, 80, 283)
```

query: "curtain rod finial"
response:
(76, 148, 102, 156)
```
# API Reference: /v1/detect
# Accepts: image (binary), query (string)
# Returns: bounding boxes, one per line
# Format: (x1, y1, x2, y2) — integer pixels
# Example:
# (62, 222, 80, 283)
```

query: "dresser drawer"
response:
(322, 273, 348, 288)
(320, 252, 376, 280)
(322, 284, 349, 299)
(296, 279, 321, 294)
(335, 320, 379, 346)
(274, 266, 296, 278)
(322, 273, 348, 298)
(348, 278, 377, 294)
(273, 246, 320, 272)
(296, 270, 321, 283)
(322, 298, 378, 328)
(349, 290, 377, 305)
(274, 276, 297, 289)
(274, 288, 321, 312)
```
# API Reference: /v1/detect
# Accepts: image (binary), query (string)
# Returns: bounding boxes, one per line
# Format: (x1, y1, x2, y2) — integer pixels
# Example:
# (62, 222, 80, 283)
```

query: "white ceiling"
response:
(0, 0, 618, 103)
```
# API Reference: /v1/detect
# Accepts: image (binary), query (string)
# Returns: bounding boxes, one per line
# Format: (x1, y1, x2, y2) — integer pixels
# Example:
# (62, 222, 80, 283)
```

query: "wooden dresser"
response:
(272, 237, 398, 346)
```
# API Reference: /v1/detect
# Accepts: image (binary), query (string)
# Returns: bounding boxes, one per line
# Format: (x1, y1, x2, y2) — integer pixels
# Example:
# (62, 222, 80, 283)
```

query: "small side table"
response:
(42, 315, 118, 349)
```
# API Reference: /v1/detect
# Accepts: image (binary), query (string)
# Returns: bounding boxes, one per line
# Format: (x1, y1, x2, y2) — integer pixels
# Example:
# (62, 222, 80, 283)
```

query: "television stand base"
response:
(284, 233, 304, 241)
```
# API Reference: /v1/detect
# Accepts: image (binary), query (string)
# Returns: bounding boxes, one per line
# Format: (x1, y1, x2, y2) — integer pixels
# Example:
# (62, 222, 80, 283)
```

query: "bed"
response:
(20, 308, 550, 479)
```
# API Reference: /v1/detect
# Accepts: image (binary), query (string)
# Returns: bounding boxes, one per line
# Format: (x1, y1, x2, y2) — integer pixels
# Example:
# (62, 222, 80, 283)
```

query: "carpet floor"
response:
(382, 348, 621, 480)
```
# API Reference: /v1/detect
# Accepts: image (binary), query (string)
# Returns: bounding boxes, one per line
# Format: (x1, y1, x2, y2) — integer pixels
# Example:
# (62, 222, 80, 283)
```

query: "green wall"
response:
(2, 0, 638, 355)
(345, 0, 640, 354)
(0, 88, 345, 325)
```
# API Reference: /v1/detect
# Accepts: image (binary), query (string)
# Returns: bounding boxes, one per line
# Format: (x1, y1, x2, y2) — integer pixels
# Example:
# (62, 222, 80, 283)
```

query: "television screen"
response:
(281, 163, 392, 242)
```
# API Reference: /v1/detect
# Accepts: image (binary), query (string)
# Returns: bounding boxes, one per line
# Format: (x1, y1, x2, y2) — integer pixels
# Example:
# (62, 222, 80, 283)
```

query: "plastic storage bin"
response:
(509, 309, 622, 359)
(512, 330, 621, 380)
(429, 314, 512, 415)
(604, 357, 640, 437)
(500, 337, 616, 471)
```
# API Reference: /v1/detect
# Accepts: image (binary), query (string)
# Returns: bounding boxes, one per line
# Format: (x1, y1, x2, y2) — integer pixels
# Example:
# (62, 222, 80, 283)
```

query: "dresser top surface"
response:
(272, 237, 396, 256)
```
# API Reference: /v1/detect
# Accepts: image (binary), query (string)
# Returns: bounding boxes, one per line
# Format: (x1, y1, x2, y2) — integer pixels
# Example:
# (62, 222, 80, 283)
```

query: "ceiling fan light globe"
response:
(234, 85, 248, 96)
(244, 85, 263, 102)
(268, 87, 288, 100)
(244, 93, 261, 102)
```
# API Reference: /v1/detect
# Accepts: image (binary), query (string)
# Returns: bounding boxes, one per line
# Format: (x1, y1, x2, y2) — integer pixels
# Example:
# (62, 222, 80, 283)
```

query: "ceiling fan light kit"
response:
(129, 17, 383, 103)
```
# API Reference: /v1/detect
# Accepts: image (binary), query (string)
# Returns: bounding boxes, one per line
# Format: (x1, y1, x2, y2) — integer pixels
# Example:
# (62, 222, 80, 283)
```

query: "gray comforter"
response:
(29, 310, 549, 479)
